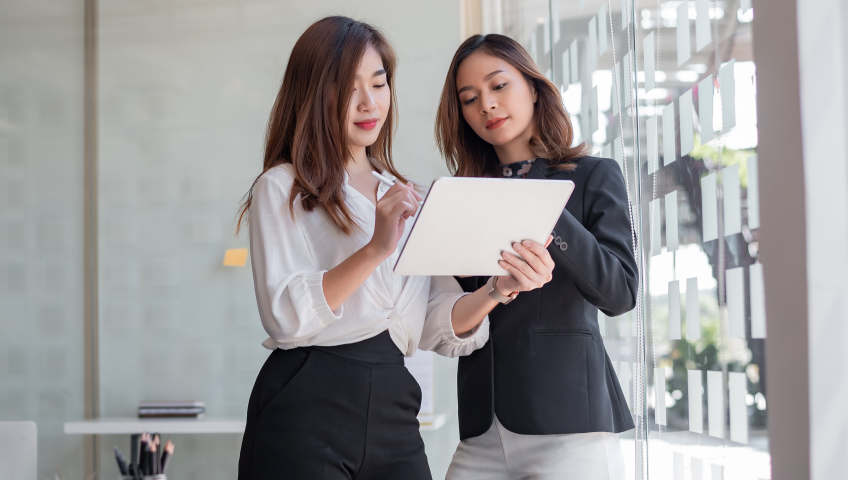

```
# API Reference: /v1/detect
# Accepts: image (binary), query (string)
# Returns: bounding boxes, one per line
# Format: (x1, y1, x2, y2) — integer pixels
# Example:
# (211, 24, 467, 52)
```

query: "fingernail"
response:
(502, 252, 509, 259)
(523, 241, 532, 247)
(498, 260, 505, 265)
(513, 243, 522, 250)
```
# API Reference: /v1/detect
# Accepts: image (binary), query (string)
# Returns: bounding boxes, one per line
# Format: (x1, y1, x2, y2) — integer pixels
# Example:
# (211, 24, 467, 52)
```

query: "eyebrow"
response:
(356, 69, 387, 80)
(457, 70, 505, 94)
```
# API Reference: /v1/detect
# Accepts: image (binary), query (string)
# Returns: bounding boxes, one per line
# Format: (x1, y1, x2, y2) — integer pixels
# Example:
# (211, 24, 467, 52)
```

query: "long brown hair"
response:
(236, 16, 409, 235)
(435, 34, 588, 177)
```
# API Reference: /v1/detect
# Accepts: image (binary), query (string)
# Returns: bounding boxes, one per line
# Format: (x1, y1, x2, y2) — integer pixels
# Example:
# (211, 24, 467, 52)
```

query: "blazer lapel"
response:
(527, 158, 550, 179)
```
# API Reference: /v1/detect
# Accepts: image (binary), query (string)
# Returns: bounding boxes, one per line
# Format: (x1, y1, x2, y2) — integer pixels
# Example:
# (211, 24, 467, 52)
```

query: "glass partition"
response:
(637, 1, 768, 478)
(485, 1, 768, 478)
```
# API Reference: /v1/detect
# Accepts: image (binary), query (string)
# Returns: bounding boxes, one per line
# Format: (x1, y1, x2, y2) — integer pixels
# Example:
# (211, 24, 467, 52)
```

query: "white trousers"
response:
(445, 415, 627, 480)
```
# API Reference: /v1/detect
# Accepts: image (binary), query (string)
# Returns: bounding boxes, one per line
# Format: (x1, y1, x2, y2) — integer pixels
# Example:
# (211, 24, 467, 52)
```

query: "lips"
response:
(486, 117, 507, 130)
(354, 118, 379, 130)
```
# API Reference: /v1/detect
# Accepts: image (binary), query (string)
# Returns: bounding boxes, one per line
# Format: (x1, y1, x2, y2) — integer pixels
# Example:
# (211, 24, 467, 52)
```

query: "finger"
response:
(497, 260, 530, 289)
(386, 198, 415, 220)
(385, 182, 409, 196)
(521, 239, 555, 270)
(404, 190, 419, 217)
(510, 243, 545, 276)
(406, 182, 423, 201)
(544, 235, 553, 248)
(506, 249, 550, 285)
(400, 201, 415, 217)
(384, 186, 419, 217)
(502, 251, 541, 284)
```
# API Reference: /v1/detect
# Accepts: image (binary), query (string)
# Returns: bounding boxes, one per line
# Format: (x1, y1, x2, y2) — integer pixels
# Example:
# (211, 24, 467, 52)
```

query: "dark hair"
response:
(435, 34, 589, 177)
(236, 16, 408, 235)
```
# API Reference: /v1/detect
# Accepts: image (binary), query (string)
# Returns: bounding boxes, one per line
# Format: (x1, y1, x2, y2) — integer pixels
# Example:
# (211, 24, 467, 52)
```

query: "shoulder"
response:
(257, 164, 296, 192)
(547, 156, 620, 179)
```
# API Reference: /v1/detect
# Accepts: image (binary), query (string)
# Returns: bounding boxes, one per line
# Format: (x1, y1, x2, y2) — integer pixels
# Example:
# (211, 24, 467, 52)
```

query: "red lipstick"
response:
(486, 117, 507, 130)
(354, 118, 379, 130)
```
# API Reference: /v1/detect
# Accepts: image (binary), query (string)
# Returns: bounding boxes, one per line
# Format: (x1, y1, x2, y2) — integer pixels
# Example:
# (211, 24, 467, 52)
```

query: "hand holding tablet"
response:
(393, 177, 574, 276)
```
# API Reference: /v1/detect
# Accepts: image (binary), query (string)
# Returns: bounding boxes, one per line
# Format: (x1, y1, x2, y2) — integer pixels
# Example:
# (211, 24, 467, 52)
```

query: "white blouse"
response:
(249, 164, 489, 358)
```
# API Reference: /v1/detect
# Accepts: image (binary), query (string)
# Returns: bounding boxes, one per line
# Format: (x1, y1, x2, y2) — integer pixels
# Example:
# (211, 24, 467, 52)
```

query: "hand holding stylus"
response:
(369, 173, 422, 258)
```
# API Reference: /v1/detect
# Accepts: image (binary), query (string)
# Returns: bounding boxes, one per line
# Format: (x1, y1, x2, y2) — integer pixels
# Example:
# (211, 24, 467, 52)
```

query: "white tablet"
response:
(393, 177, 575, 276)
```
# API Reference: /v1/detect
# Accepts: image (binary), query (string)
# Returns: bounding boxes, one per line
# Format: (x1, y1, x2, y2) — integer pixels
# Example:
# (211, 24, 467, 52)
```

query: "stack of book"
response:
(138, 401, 205, 418)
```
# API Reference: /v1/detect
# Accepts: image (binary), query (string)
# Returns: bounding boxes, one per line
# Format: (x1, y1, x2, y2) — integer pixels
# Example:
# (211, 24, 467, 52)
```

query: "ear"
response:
(531, 81, 538, 104)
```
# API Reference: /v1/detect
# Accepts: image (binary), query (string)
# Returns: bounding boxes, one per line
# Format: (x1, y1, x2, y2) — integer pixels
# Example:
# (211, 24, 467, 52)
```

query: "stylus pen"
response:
(371, 171, 423, 205)
(371, 170, 396, 187)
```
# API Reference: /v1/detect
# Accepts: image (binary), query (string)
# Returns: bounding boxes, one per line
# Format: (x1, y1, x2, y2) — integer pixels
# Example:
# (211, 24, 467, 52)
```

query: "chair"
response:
(0, 421, 37, 480)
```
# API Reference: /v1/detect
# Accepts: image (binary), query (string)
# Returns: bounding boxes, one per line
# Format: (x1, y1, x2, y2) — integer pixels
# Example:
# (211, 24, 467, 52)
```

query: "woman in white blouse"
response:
(235, 17, 555, 480)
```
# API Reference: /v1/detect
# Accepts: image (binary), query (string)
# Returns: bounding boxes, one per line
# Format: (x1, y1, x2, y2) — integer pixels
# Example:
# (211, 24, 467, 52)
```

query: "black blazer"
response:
(455, 156, 638, 440)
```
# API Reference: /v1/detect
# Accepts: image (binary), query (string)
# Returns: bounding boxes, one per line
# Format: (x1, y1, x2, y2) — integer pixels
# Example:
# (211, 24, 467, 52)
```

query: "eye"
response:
(463, 96, 477, 106)
(493, 83, 507, 90)
(374, 83, 387, 88)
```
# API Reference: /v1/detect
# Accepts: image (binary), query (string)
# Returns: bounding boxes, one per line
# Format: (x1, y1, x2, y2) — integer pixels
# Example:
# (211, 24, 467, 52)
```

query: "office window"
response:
(485, 0, 769, 477)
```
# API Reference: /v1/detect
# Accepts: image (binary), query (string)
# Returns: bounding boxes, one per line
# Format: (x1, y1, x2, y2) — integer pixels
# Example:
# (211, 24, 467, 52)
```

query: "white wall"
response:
(796, 0, 848, 479)
(0, 1, 87, 478)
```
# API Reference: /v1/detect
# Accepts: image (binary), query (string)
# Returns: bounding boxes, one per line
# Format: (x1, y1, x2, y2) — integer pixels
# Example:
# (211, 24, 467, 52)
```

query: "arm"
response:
(418, 276, 492, 357)
(322, 181, 422, 311)
(420, 239, 556, 357)
(250, 174, 344, 343)
(450, 236, 555, 334)
(550, 159, 639, 316)
(251, 174, 420, 343)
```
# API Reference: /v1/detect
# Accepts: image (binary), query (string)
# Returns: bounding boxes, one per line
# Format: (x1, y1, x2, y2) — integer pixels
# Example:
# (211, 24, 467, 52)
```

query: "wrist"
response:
(362, 241, 390, 263)
(493, 277, 515, 296)
(486, 276, 518, 304)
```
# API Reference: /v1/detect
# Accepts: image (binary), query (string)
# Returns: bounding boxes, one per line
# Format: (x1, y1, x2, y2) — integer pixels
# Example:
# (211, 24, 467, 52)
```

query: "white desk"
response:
(64, 417, 244, 435)
(65, 414, 446, 435)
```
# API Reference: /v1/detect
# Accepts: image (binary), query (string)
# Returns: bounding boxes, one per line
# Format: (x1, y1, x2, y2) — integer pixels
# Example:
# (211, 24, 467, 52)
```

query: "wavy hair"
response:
(435, 34, 588, 177)
(237, 16, 408, 235)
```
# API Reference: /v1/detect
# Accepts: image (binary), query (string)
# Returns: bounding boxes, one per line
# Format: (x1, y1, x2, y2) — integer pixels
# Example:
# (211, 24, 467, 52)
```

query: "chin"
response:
(479, 128, 518, 147)
(350, 133, 380, 148)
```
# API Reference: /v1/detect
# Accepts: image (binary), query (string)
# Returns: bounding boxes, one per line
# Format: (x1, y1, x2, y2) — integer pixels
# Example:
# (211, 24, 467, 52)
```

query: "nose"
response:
(480, 93, 497, 115)
(358, 88, 377, 112)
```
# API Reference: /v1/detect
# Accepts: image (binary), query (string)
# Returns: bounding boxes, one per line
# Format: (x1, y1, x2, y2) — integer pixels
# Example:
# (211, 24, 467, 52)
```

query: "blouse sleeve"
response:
(250, 173, 343, 345)
(418, 275, 489, 357)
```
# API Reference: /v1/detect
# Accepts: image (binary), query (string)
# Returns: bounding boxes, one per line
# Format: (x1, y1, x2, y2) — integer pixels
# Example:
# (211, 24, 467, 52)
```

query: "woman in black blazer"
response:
(435, 34, 639, 479)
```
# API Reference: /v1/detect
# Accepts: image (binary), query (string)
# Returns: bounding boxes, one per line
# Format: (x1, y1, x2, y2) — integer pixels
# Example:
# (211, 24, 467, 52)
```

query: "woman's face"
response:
(347, 46, 391, 151)
(455, 52, 537, 148)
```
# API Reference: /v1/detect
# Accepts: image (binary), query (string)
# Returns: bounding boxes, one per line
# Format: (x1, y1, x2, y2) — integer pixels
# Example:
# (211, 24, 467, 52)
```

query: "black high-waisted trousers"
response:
(238, 331, 432, 480)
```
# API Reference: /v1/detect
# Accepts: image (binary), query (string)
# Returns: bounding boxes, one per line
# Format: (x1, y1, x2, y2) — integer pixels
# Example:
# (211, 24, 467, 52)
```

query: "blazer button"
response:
(554, 236, 562, 245)
(560, 242, 568, 251)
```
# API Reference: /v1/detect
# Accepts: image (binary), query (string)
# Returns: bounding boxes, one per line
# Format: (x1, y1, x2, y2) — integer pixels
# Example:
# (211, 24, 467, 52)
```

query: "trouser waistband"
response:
(309, 330, 404, 365)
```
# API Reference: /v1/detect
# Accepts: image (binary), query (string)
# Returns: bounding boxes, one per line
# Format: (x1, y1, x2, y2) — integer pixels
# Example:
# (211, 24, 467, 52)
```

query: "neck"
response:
(346, 146, 372, 174)
(492, 125, 537, 165)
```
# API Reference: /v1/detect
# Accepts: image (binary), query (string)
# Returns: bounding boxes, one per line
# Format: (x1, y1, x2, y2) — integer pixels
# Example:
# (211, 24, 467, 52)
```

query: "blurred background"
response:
(2, 0, 844, 479)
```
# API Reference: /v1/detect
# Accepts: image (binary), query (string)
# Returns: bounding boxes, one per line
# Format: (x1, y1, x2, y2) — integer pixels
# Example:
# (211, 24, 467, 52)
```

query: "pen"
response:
(150, 442, 158, 474)
(161, 440, 175, 473)
(131, 434, 139, 473)
(153, 434, 161, 474)
(114, 446, 129, 475)
(370, 171, 423, 207)
(371, 170, 396, 187)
